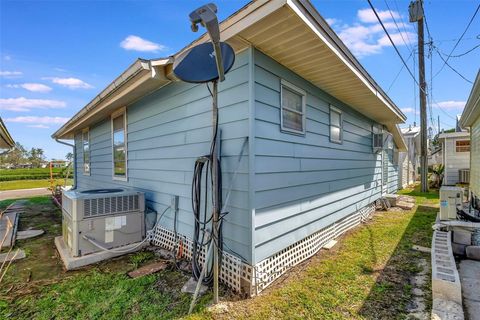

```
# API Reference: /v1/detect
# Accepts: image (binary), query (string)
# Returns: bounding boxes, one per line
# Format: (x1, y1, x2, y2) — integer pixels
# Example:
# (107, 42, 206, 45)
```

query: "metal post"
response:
(211, 80, 219, 304)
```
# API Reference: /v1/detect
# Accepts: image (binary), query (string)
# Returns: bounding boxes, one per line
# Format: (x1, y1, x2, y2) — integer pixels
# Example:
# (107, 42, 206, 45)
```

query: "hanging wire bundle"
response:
(190, 84, 224, 285)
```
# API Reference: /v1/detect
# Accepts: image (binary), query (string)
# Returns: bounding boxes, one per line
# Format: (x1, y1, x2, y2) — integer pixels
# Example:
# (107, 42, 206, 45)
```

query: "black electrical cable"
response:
(191, 84, 225, 285)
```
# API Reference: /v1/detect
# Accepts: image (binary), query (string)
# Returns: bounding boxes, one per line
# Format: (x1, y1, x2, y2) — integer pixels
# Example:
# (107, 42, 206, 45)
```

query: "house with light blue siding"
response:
(53, 0, 407, 295)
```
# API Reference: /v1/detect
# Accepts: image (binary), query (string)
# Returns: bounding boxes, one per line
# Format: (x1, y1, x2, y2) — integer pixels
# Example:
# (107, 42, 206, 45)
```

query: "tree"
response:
(29, 148, 45, 168)
(0, 142, 28, 167)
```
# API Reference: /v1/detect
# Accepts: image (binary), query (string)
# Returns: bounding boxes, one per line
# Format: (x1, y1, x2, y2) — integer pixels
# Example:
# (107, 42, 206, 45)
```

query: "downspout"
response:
(55, 138, 77, 189)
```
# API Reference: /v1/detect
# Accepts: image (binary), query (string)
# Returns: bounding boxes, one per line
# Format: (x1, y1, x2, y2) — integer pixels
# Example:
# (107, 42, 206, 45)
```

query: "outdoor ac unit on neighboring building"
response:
(439, 186, 463, 220)
(62, 188, 145, 257)
(459, 169, 470, 184)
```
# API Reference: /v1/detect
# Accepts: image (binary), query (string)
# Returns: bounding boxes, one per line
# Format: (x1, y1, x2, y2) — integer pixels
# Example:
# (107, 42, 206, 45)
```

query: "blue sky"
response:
(1, 0, 479, 160)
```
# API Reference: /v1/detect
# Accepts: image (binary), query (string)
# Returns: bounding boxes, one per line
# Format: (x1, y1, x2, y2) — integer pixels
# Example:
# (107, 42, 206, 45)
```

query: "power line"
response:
(387, 49, 415, 92)
(384, 0, 414, 53)
(439, 43, 480, 58)
(366, 0, 427, 95)
(393, 0, 415, 47)
(432, 3, 480, 79)
(433, 46, 473, 83)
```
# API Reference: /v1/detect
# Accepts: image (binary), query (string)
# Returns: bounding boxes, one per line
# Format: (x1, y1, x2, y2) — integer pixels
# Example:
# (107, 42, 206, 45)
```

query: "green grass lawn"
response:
(0, 179, 72, 191)
(0, 188, 439, 319)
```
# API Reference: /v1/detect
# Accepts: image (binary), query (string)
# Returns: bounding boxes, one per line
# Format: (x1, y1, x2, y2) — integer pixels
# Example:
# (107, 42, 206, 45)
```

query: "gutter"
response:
(55, 138, 77, 189)
(52, 59, 152, 139)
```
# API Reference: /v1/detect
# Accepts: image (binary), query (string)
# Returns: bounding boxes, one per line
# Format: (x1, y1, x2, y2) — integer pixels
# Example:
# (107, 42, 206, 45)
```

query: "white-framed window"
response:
(111, 108, 128, 181)
(329, 106, 342, 143)
(455, 140, 470, 152)
(82, 128, 90, 175)
(280, 79, 306, 135)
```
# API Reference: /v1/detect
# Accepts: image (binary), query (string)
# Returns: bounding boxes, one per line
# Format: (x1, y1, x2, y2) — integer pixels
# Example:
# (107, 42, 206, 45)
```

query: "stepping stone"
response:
(412, 245, 431, 253)
(323, 239, 337, 250)
(127, 260, 167, 278)
(181, 277, 208, 295)
(0, 249, 26, 262)
(397, 201, 415, 210)
(16, 229, 44, 240)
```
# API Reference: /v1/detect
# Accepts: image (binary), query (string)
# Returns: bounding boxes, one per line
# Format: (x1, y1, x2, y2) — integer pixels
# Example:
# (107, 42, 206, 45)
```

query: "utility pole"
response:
(409, 0, 428, 192)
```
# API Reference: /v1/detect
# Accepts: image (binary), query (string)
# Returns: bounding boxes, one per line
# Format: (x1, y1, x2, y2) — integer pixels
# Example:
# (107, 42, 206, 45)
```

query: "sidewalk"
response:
(0, 188, 51, 201)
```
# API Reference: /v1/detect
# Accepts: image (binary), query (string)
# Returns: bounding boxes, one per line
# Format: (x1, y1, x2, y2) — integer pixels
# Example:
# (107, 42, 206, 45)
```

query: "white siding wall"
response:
(471, 117, 480, 196)
(444, 137, 470, 185)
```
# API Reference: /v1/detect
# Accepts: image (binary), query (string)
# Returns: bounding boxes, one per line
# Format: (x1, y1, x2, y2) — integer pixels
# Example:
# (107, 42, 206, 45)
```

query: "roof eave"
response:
(460, 70, 480, 127)
(52, 58, 173, 139)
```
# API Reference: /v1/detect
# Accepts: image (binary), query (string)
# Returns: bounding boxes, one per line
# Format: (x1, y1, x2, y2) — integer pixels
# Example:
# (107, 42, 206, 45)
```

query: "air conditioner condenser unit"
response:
(439, 186, 463, 220)
(62, 188, 145, 257)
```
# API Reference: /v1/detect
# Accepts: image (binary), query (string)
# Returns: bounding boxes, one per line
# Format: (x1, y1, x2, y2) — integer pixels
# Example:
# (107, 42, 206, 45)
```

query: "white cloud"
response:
(43, 77, 93, 89)
(120, 35, 166, 52)
(330, 8, 414, 57)
(0, 70, 22, 78)
(7, 83, 52, 93)
(357, 8, 400, 23)
(325, 18, 338, 26)
(5, 116, 69, 125)
(27, 124, 50, 129)
(433, 100, 465, 109)
(4, 55, 11, 61)
(0, 97, 66, 112)
(401, 107, 420, 115)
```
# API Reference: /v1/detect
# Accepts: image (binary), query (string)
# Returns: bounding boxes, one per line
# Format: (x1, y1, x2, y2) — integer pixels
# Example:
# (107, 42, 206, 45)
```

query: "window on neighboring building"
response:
(112, 109, 127, 180)
(456, 140, 470, 152)
(280, 80, 306, 134)
(82, 129, 90, 175)
(330, 106, 342, 143)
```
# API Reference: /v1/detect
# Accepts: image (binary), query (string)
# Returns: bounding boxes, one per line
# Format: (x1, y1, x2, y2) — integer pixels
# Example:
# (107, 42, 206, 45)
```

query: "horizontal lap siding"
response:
(444, 138, 470, 185)
(472, 118, 480, 197)
(253, 49, 389, 263)
(75, 50, 253, 262)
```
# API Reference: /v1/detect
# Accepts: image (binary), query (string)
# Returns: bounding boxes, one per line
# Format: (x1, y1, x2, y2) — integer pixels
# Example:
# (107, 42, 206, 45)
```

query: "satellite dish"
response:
(173, 42, 235, 84)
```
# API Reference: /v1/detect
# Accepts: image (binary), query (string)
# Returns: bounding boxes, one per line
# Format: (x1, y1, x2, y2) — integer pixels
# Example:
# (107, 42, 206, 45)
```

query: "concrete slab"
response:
(464, 298, 480, 320)
(459, 259, 480, 319)
(181, 277, 208, 295)
(412, 245, 431, 253)
(0, 249, 26, 262)
(55, 236, 147, 270)
(397, 201, 415, 210)
(452, 243, 467, 256)
(16, 229, 44, 240)
(466, 246, 480, 261)
(458, 260, 480, 279)
(431, 298, 464, 320)
(127, 261, 167, 278)
(323, 239, 337, 250)
(453, 230, 472, 246)
(0, 212, 18, 248)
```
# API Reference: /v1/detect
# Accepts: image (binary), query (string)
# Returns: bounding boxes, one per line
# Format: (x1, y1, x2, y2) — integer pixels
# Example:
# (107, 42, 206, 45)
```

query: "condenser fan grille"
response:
(84, 195, 139, 217)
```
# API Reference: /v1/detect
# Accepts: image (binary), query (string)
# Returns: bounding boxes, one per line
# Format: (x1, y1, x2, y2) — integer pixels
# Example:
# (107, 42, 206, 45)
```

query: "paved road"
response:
(0, 188, 51, 201)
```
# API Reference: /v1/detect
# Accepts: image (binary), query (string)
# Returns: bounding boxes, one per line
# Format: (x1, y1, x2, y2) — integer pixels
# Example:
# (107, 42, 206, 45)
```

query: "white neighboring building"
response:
(438, 131, 470, 185)
(399, 126, 420, 188)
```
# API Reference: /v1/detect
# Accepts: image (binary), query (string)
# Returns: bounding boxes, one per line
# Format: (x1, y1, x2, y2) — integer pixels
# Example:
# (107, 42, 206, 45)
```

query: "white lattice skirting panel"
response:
(152, 203, 375, 296)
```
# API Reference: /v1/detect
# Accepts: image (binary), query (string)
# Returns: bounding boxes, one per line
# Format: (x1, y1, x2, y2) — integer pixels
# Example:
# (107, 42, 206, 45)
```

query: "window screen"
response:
(281, 81, 305, 134)
(112, 112, 127, 179)
(330, 107, 342, 143)
(83, 130, 90, 174)
(456, 140, 470, 152)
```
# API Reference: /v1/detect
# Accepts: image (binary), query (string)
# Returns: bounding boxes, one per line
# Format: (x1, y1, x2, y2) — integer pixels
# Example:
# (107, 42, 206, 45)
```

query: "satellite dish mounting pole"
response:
(189, 3, 224, 304)
(211, 79, 220, 304)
